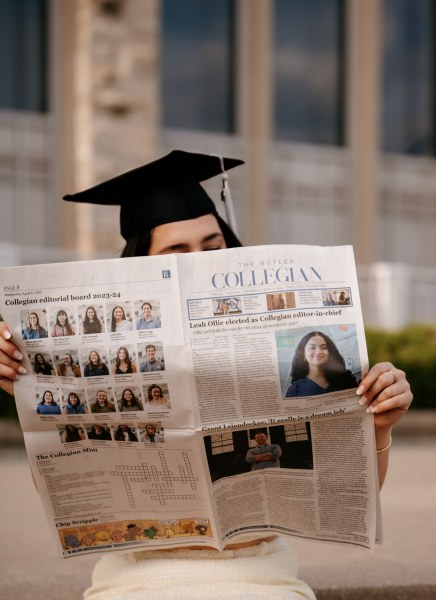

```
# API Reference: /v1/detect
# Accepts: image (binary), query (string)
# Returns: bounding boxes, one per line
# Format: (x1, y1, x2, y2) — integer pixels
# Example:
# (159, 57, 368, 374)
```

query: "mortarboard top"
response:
(63, 150, 244, 241)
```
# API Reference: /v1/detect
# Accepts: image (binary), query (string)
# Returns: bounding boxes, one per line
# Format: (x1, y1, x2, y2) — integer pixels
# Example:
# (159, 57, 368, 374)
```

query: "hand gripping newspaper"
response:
(0, 245, 381, 558)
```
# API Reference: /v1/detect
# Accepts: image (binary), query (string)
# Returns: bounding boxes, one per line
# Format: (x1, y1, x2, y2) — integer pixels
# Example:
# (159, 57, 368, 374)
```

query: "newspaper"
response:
(0, 245, 381, 557)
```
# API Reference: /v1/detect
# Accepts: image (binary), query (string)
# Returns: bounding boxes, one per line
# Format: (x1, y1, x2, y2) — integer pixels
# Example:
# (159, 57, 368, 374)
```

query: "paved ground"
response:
(1, 414, 435, 599)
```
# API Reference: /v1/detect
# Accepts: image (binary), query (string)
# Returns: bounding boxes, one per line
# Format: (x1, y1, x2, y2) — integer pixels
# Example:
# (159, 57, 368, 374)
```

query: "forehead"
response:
(306, 335, 327, 345)
(148, 214, 223, 254)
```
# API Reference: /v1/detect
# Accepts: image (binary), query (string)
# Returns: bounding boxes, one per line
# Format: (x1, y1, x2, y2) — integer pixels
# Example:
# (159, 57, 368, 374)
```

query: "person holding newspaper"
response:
(0, 150, 413, 600)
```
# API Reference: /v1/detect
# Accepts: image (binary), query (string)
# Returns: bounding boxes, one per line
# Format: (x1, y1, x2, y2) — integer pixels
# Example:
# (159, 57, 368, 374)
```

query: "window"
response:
(210, 432, 234, 455)
(162, 0, 235, 132)
(284, 422, 308, 443)
(382, 0, 435, 155)
(0, 0, 48, 112)
(273, 0, 345, 145)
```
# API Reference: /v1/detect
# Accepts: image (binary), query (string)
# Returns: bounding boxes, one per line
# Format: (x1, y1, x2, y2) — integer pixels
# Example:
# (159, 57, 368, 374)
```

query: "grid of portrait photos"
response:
(56, 421, 165, 447)
(21, 300, 173, 420)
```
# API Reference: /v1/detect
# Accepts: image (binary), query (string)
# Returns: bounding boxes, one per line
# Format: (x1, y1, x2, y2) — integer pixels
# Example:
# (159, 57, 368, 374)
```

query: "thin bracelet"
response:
(376, 437, 392, 454)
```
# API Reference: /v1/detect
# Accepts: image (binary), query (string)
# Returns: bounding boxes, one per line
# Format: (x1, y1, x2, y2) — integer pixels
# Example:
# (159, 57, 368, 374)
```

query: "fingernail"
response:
(14, 351, 23, 360)
(3, 330, 12, 340)
(370, 406, 378, 413)
(356, 385, 365, 396)
(18, 366, 27, 375)
(358, 396, 367, 406)
(366, 406, 372, 414)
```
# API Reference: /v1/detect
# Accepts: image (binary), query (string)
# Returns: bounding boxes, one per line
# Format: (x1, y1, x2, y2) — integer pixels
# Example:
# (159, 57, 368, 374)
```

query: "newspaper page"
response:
(0, 245, 380, 558)
(177, 245, 379, 550)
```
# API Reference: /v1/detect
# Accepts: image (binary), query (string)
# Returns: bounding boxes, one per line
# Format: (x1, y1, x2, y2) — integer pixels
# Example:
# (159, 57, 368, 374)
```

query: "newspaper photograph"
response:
(0, 245, 380, 557)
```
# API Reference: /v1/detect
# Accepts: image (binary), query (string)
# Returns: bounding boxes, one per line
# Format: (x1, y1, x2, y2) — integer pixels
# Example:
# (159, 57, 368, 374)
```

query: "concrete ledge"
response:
(0, 418, 23, 446)
(313, 585, 436, 600)
(1, 419, 435, 600)
(3, 582, 436, 600)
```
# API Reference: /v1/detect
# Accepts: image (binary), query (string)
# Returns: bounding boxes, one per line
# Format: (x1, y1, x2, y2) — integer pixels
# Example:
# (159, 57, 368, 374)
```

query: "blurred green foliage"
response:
(366, 324, 436, 409)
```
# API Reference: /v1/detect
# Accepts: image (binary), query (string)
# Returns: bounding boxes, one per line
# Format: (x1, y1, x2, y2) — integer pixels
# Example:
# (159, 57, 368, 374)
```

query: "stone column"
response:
(347, 0, 381, 265)
(56, 0, 161, 257)
(237, 0, 273, 245)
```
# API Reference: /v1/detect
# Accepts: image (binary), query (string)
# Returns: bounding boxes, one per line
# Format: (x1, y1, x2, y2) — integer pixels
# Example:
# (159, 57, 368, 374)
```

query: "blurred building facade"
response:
(0, 0, 435, 327)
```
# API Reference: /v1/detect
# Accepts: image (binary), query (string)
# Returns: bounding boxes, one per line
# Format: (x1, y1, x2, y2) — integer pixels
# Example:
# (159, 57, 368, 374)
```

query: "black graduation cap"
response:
(63, 150, 244, 241)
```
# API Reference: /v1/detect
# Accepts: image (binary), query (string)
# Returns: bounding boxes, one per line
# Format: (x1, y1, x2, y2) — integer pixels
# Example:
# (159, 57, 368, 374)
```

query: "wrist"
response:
(375, 425, 392, 450)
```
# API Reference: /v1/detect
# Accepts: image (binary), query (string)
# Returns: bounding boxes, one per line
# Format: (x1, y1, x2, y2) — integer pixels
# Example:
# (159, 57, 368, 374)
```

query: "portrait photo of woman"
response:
(36, 390, 61, 414)
(88, 424, 112, 441)
(80, 305, 104, 335)
(32, 353, 55, 376)
(50, 309, 76, 337)
(58, 353, 81, 378)
(61, 424, 85, 443)
(111, 346, 137, 375)
(110, 305, 133, 333)
(62, 391, 87, 414)
(140, 423, 164, 443)
(90, 389, 116, 413)
(284, 330, 359, 398)
(146, 383, 171, 409)
(118, 387, 143, 412)
(22, 311, 48, 340)
(114, 424, 138, 442)
(83, 350, 109, 377)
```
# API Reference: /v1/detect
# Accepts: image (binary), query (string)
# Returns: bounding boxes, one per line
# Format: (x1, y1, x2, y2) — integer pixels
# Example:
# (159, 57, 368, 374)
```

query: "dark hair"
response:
(28, 312, 45, 337)
(111, 306, 127, 332)
(114, 425, 138, 442)
(147, 384, 163, 401)
(67, 392, 81, 405)
(115, 346, 133, 370)
(290, 331, 358, 390)
(55, 310, 74, 336)
(83, 306, 102, 333)
(41, 390, 56, 405)
(65, 425, 82, 443)
(121, 388, 141, 410)
(34, 353, 51, 374)
(90, 424, 111, 439)
(121, 214, 242, 257)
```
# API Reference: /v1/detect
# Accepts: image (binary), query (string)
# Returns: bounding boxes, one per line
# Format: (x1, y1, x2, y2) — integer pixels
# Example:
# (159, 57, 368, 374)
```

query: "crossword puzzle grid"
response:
(110, 450, 198, 506)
